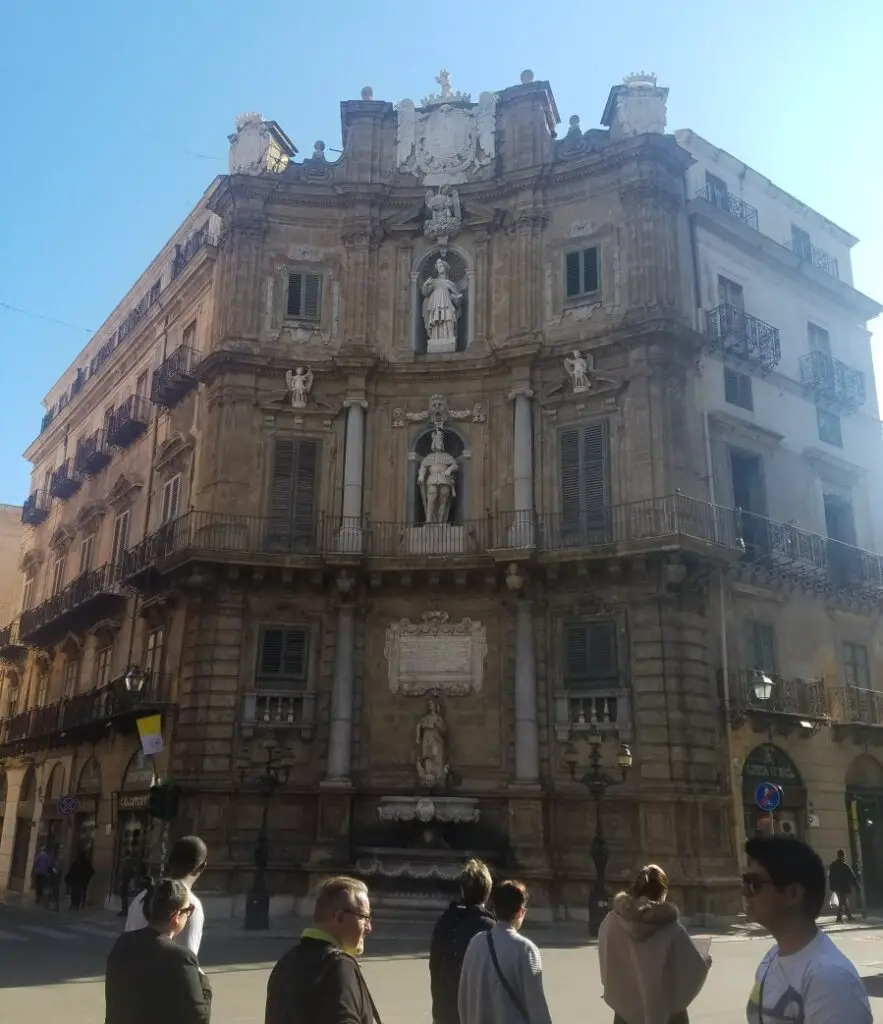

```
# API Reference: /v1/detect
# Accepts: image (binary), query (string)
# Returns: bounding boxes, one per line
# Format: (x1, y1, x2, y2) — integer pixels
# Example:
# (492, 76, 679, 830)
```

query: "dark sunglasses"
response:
(341, 908, 372, 923)
(741, 872, 777, 895)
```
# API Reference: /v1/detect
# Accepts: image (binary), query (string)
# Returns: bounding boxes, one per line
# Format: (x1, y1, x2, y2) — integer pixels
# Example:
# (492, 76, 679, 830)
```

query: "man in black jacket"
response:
(265, 875, 381, 1024)
(430, 858, 495, 1024)
(829, 848, 859, 922)
(105, 878, 212, 1024)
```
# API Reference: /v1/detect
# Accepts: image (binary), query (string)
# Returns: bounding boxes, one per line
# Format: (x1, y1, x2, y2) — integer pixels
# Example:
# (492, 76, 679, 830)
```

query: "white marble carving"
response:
(424, 186, 461, 247)
(393, 394, 486, 428)
(609, 73, 668, 140)
(418, 428, 459, 524)
(416, 698, 449, 787)
(228, 113, 289, 175)
(396, 72, 496, 186)
(285, 366, 313, 408)
(564, 350, 593, 393)
(385, 611, 487, 697)
(421, 258, 463, 354)
(378, 795, 480, 824)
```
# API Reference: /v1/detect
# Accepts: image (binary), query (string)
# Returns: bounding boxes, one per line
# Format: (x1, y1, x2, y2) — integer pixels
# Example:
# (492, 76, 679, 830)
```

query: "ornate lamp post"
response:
(243, 749, 290, 931)
(563, 729, 633, 937)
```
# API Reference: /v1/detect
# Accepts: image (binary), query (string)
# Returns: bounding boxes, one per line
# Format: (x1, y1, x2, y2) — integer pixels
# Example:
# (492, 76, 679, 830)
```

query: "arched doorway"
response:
(9, 766, 36, 892)
(845, 754, 883, 908)
(113, 751, 156, 894)
(72, 756, 101, 859)
(741, 744, 806, 838)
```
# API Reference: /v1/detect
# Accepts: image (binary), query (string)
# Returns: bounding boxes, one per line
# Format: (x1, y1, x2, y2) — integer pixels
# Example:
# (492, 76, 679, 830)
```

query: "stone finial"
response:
(602, 73, 668, 141)
(623, 71, 658, 88)
(361, 85, 374, 100)
(312, 140, 326, 161)
(567, 114, 581, 135)
(235, 112, 263, 129)
(228, 112, 294, 175)
(520, 69, 534, 84)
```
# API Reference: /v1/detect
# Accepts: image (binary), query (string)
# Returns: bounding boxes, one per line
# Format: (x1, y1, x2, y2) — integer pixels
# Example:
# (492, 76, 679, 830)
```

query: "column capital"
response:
(343, 398, 368, 411)
(508, 385, 534, 401)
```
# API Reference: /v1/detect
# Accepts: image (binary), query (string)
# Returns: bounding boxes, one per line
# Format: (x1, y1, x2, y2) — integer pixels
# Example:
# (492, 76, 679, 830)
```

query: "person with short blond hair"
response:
(265, 875, 381, 1024)
(458, 879, 552, 1024)
(430, 859, 496, 1024)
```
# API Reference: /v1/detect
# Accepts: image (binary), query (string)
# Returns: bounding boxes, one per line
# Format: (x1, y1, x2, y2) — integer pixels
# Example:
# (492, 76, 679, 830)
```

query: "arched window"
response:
(121, 750, 155, 792)
(414, 249, 471, 355)
(45, 763, 65, 801)
(19, 766, 36, 804)
(77, 757, 102, 796)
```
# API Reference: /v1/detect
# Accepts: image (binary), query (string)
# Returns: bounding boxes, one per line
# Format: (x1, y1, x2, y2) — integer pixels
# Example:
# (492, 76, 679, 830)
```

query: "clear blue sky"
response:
(2, 1, 880, 505)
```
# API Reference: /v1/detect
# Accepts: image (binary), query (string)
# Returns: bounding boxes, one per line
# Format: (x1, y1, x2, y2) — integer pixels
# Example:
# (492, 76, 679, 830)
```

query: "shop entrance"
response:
(8, 766, 36, 892)
(845, 754, 883, 909)
(742, 744, 806, 839)
(112, 751, 156, 901)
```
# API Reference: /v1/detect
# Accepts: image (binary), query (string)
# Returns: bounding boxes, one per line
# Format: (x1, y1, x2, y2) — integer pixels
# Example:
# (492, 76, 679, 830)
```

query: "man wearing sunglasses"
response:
(106, 877, 212, 1024)
(743, 835, 870, 1023)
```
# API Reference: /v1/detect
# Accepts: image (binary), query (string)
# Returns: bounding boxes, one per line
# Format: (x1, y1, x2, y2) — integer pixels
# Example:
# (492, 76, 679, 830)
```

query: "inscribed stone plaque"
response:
(385, 611, 486, 696)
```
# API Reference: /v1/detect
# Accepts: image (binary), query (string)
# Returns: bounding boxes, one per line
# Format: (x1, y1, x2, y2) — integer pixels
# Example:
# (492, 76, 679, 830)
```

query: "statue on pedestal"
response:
(416, 697, 449, 788)
(421, 258, 463, 350)
(418, 427, 458, 524)
(285, 367, 313, 408)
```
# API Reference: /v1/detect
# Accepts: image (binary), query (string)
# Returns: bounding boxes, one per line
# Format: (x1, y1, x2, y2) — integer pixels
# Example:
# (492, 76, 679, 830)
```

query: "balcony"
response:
(172, 223, 217, 280)
(553, 688, 631, 743)
(0, 672, 172, 756)
(21, 490, 51, 526)
(799, 350, 866, 413)
(705, 304, 782, 374)
(828, 687, 883, 736)
(0, 619, 26, 661)
(106, 394, 151, 448)
(694, 185, 759, 232)
(75, 429, 113, 476)
(787, 238, 839, 279)
(49, 460, 84, 501)
(369, 518, 493, 559)
(240, 690, 315, 740)
(151, 345, 200, 407)
(725, 670, 827, 732)
(19, 563, 125, 644)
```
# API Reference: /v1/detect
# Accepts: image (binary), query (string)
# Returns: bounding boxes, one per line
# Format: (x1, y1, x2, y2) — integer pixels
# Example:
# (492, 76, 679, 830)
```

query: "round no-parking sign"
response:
(754, 782, 782, 812)
(57, 795, 78, 816)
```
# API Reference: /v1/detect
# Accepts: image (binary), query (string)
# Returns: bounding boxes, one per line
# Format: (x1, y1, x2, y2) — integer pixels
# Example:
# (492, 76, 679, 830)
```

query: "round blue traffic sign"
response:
(57, 794, 78, 817)
(755, 782, 782, 812)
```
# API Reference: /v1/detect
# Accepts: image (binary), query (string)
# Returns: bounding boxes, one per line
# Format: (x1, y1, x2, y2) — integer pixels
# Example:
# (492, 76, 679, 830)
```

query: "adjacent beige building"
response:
(0, 505, 23, 629)
(0, 70, 880, 920)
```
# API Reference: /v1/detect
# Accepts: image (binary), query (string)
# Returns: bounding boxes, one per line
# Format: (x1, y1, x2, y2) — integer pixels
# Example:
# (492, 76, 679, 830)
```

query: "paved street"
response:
(2, 902, 883, 1022)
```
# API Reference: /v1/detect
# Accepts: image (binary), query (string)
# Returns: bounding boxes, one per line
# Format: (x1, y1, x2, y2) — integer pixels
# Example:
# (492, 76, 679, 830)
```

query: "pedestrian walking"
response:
(125, 836, 207, 956)
(598, 863, 710, 1024)
(430, 858, 496, 1024)
(828, 849, 858, 923)
(265, 875, 381, 1024)
(32, 845, 53, 904)
(65, 846, 95, 910)
(744, 835, 871, 1023)
(105, 877, 211, 1024)
(458, 879, 552, 1024)
(118, 851, 138, 917)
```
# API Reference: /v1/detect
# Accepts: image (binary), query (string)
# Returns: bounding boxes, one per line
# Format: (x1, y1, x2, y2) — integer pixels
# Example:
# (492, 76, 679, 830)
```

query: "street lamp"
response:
(563, 729, 633, 937)
(243, 749, 290, 931)
(751, 669, 774, 702)
(124, 665, 148, 692)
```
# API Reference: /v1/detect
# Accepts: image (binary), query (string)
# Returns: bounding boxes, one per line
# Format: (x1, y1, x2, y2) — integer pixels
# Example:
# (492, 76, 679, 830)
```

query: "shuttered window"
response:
(724, 367, 753, 411)
(286, 273, 322, 321)
(161, 474, 182, 524)
(565, 248, 600, 299)
(265, 437, 319, 553)
(110, 510, 130, 569)
(744, 621, 777, 674)
(51, 554, 67, 596)
(563, 621, 618, 689)
(78, 534, 95, 575)
(559, 420, 610, 539)
(257, 627, 308, 690)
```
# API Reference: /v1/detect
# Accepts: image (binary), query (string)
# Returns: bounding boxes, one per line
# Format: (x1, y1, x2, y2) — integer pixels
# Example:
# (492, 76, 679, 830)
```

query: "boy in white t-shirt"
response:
(125, 835, 207, 956)
(743, 835, 870, 1024)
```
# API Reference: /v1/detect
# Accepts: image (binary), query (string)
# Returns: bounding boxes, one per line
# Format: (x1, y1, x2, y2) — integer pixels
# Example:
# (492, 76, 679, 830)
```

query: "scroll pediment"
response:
(20, 548, 45, 572)
(107, 473, 144, 508)
(75, 502, 108, 532)
(155, 432, 195, 474)
(59, 632, 83, 658)
(49, 524, 75, 552)
(88, 618, 123, 643)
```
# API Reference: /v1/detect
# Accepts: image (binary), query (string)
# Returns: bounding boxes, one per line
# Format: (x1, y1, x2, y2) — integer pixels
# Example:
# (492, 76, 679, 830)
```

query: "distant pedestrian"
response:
(126, 837, 207, 956)
(458, 879, 552, 1024)
(744, 835, 871, 1023)
(828, 849, 858, 924)
(119, 851, 138, 917)
(105, 877, 211, 1024)
(598, 863, 710, 1024)
(66, 847, 95, 910)
(32, 846, 53, 904)
(430, 858, 496, 1024)
(265, 876, 380, 1024)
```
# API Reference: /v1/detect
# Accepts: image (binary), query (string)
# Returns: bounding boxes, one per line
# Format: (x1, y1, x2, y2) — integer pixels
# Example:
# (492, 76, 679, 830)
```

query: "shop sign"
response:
(74, 796, 99, 816)
(117, 793, 150, 811)
(742, 745, 802, 787)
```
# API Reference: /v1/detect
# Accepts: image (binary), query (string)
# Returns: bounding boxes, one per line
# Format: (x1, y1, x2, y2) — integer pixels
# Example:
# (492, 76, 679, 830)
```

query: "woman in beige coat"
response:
(598, 864, 710, 1024)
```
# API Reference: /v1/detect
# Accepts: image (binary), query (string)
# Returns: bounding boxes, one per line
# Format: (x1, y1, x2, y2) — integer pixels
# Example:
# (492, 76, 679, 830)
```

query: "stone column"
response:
(509, 387, 535, 547)
(0, 767, 24, 889)
(325, 602, 356, 784)
(514, 600, 540, 785)
(338, 400, 366, 553)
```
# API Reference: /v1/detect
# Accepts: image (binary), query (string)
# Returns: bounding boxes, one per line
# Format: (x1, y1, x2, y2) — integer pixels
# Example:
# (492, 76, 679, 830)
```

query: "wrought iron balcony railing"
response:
(240, 690, 316, 739)
(799, 350, 866, 413)
(19, 562, 125, 641)
(553, 687, 631, 743)
(726, 670, 827, 718)
(787, 238, 840, 279)
(75, 429, 113, 476)
(171, 222, 218, 279)
(150, 345, 200, 407)
(49, 459, 84, 501)
(705, 304, 782, 374)
(21, 489, 51, 526)
(828, 686, 883, 728)
(106, 394, 151, 448)
(0, 618, 24, 658)
(694, 185, 760, 232)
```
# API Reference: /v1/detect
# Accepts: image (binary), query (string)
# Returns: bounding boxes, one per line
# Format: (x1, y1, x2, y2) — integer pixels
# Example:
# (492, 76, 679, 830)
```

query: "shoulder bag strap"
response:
(757, 955, 775, 1024)
(486, 931, 530, 1023)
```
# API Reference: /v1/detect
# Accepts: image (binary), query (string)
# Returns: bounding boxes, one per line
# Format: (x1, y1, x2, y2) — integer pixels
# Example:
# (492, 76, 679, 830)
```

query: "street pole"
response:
(588, 793, 609, 937)
(243, 749, 288, 932)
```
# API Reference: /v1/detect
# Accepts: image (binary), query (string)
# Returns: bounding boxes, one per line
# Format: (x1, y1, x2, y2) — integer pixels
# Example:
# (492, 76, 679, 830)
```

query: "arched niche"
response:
(77, 757, 102, 796)
(413, 247, 473, 355)
(45, 762, 65, 801)
(121, 750, 156, 792)
(409, 425, 468, 526)
(846, 754, 883, 791)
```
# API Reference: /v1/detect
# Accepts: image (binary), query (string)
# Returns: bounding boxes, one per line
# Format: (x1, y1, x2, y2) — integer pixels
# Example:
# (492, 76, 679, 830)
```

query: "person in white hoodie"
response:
(598, 864, 710, 1024)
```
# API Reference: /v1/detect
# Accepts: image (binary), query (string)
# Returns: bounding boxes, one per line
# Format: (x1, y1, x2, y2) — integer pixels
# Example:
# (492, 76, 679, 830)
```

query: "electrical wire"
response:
(0, 302, 93, 334)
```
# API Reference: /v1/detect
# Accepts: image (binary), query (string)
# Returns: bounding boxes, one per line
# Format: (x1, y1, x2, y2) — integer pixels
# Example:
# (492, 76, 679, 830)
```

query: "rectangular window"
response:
(96, 646, 113, 688)
(148, 280, 161, 306)
(266, 437, 319, 552)
(135, 371, 149, 399)
(21, 575, 34, 612)
(808, 323, 831, 355)
(563, 621, 618, 689)
(744, 621, 778, 674)
(706, 172, 728, 208)
(558, 420, 610, 539)
(565, 248, 600, 299)
(110, 511, 130, 568)
(792, 225, 813, 262)
(718, 275, 745, 311)
(256, 626, 308, 690)
(724, 367, 753, 411)
(843, 642, 870, 690)
(63, 659, 79, 699)
(144, 627, 165, 680)
(817, 407, 843, 448)
(161, 475, 182, 524)
(36, 675, 48, 707)
(286, 273, 322, 321)
(50, 554, 67, 596)
(78, 534, 95, 575)
(183, 320, 197, 347)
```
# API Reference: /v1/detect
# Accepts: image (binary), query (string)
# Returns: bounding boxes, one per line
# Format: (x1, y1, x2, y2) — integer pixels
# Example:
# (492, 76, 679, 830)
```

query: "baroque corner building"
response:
(2, 69, 880, 921)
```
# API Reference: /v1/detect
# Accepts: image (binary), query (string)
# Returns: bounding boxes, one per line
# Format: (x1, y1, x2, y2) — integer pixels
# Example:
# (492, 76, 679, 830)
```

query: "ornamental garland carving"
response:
(384, 610, 487, 697)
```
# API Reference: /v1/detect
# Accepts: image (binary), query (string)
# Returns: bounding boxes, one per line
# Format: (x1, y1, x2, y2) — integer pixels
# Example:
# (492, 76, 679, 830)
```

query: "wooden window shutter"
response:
(582, 248, 599, 294)
(258, 627, 308, 687)
(266, 437, 319, 552)
(286, 274, 303, 318)
(286, 273, 322, 321)
(565, 252, 581, 299)
(292, 439, 318, 544)
(559, 428, 582, 528)
(161, 475, 181, 524)
(582, 420, 609, 530)
(111, 511, 130, 567)
(564, 621, 617, 688)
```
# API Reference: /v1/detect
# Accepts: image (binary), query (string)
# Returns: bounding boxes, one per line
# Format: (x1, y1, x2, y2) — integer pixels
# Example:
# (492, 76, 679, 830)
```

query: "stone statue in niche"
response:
(422, 258, 463, 352)
(424, 186, 461, 248)
(416, 696, 449, 788)
(418, 427, 459, 524)
(564, 350, 592, 393)
(285, 366, 313, 408)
